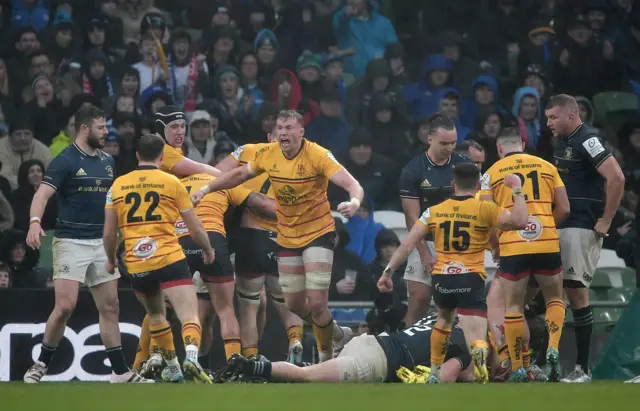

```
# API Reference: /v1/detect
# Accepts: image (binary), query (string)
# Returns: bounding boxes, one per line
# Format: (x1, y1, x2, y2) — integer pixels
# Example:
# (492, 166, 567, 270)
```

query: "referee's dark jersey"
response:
(42, 144, 115, 239)
(553, 124, 611, 230)
(399, 151, 471, 215)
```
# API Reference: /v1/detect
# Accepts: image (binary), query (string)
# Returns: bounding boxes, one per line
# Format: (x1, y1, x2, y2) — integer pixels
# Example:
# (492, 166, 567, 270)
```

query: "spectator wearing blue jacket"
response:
(435, 88, 470, 142)
(511, 86, 542, 150)
(402, 54, 454, 121)
(333, 0, 398, 78)
(306, 86, 351, 156)
(461, 75, 507, 128)
(345, 196, 384, 265)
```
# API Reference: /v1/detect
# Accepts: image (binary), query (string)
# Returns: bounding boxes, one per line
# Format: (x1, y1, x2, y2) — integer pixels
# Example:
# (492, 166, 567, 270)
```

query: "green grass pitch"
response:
(1, 382, 638, 411)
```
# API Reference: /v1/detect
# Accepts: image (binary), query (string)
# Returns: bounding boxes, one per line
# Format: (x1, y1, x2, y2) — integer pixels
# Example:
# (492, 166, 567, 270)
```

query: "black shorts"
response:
(235, 228, 278, 276)
(432, 273, 487, 317)
(499, 252, 563, 281)
(179, 231, 234, 283)
(277, 231, 336, 258)
(123, 259, 192, 297)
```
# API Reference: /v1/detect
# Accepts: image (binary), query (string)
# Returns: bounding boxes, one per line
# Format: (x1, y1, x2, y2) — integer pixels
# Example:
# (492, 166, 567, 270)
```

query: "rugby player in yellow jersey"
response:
(193, 110, 364, 362)
(479, 127, 570, 382)
(154, 106, 222, 177)
(177, 173, 276, 364)
(378, 163, 528, 383)
(215, 134, 306, 364)
(103, 134, 215, 383)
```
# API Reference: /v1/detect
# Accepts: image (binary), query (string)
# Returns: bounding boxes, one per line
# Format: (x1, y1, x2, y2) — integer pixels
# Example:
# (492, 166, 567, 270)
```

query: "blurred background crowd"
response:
(0, 1, 638, 321)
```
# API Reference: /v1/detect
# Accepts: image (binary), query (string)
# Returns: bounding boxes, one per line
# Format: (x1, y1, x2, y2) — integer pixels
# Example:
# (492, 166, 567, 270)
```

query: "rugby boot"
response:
(471, 346, 489, 384)
(140, 353, 163, 379)
(161, 364, 184, 383)
(530, 364, 548, 382)
(109, 371, 154, 383)
(23, 361, 48, 384)
(508, 366, 528, 382)
(427, 375, 440, 384)
(396, 367, 418, 383)
(288, 340, 303, 364)
(560, 365, 591, 383)
(332, 325, 354, 358)
(546, 347, 560, 382)
(183, 358, 213, 384)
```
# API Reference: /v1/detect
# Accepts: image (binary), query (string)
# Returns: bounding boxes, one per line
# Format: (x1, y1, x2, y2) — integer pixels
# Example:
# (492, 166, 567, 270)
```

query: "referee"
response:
(398, 113, 471, 325)
(548, 94, 625, 383)
(23, 105, 150, 384)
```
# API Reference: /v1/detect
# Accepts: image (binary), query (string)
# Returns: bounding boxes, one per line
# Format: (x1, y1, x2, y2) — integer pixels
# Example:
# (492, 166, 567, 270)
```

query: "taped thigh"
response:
(236, 276, 264, 305)
(278, 252, 305, 293)
(301, 247, 333, 290)
(279, 273, 306, 293)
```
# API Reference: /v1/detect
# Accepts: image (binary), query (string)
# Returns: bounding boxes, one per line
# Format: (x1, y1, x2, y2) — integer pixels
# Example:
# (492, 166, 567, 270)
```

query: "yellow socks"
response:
(545, 299, 566, 351)
(181, 321, 202, 362)
(430, 325, 451, 376)
(242, 345, 259, 358)
(312, 318, 334, 358)
(150, 321, 176, 361)
(132, 315, 151, 370)
(223, 338, 241, 360)
(504, 313, 526, 372)
(287, 325, 304, 345)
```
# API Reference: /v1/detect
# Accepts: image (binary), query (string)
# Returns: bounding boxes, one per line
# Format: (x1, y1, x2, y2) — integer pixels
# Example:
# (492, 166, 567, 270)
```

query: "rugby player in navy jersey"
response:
(548, 94, 625, 383)
(225, 314, 474, 383)
(398, 113, 472, 325)
(24, 105, 151, 384)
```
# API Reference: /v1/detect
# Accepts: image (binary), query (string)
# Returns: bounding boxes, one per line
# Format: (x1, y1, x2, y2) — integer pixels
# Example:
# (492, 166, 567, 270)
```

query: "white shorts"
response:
(52, 237, 119, 287)
(335, 334, 388, 383)
(558, 228, 603, 287)
(402, 242, 435, 286)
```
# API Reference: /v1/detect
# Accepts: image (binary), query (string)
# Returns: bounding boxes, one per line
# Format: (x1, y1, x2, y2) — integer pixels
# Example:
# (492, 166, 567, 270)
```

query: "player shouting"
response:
(192, 110, 364, 362)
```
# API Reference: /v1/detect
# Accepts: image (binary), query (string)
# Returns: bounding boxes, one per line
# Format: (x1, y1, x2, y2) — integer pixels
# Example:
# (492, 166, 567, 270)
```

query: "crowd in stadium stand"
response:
(0, 0, 638, 308)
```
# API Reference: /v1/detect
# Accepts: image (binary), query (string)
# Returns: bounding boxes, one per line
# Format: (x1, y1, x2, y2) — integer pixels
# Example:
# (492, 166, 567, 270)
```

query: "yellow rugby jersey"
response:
(175, 173, 251, 237)
(160, 144, 184, 173)
(479, 152, 564, 257)
(248, 139, 344, 249)
(230, 143, 277, 232)
(106, 166, 191, 274)
(417, 196, 503, 279)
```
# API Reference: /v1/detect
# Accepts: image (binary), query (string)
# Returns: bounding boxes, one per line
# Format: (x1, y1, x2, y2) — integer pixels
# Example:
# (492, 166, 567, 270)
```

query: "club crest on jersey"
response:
(105, 165, 114, 178)
(297, 163, 305, 176)
(174, 220, 188, 235)
(133, 237, 158, 260)
(420, 179, 431, 188)
(276, 185, 304, 204)
(564, 146, 573, 159)
(139, 177, 146, 183)
(517, 216, 543, 241)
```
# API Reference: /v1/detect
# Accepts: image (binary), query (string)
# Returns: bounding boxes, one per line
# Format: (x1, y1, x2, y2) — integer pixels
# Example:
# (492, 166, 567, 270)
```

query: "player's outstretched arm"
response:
(496, 174, 528, 230)
(26, 184, 56, 249)
(103, 208, 119, 272)
(383, 222, 430, 279)
(181, 208, 215, 259)
(245, 192, 277, 220)
(172, 156, 222, 177)
(215, 155, 241, 173)
(595, 156, 625, 236)
(552, 186, 571, 226)
(330, 169, 364, 218)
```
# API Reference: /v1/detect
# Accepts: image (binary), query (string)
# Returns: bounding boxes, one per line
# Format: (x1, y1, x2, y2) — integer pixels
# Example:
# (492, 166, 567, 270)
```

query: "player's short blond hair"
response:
(546, 94, 579, 113)
(277, 110, 304, 126)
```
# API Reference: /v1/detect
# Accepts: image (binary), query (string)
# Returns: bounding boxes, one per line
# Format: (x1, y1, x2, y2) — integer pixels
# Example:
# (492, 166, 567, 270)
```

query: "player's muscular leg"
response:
(267, 275, 303, 330)
(236, 275, 265, 356)
(303, 247, 334, 361)
(89, 280, 121, 347)
(486, 278, 506, 347)
(404, 281, 431, 325)
(198, 299, 215, 358)
(163, 284, 200, 324)
(206, 281, 241, 359)
(258, 287, 268, 340)
(270, 360, 341, 383)
(278, 254, 308, 317)
(42, 279, 81, 345)
(565, 286, 589, 309)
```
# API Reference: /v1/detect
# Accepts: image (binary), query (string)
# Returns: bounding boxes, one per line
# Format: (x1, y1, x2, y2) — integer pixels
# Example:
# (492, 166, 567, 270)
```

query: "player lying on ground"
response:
(104, 134, 215, 383)
(225, 315, 474, 383)
(378, 163, 529, 383)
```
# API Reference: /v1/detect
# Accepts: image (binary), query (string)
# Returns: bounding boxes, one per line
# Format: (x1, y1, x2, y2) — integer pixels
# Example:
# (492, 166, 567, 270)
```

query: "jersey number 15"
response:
(440, 221, 470, 252)
(125, 191, 162, 223)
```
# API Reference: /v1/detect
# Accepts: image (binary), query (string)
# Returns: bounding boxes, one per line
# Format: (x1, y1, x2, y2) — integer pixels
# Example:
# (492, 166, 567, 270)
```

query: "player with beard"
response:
(155, 106, 221, 178)
(192, 110, 364, 362)
(24, 106, 151, 383)
(548, 95, 625, 383)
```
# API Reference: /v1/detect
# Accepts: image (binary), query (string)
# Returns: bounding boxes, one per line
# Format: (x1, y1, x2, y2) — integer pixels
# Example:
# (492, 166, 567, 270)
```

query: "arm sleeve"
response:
(227, 185, 252, 206)
(398, 162, 419, 199)
(553, 167, 565, 188)
(316, 149, 344, 178)
(42, 154, 69, 191)
(105, 187, 114, 209)
(577, 135, 612, 169)
(230, 145, 246, 164)
(175, 182, 193, 212)
(417, 207, 432, 231)
(161, 145, 184, 173)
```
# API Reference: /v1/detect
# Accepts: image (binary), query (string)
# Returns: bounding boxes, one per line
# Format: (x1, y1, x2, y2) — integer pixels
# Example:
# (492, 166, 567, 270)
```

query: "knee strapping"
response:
(279, 274, 306, 293)
(306, 271, 331, 290)
(236, 277, 264, 305)
(302, 247, 334, 265)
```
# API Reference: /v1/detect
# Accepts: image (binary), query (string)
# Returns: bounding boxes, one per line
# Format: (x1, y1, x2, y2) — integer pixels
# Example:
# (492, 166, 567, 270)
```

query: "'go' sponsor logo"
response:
(518, 216, 543, 241)
(133, 237, 158, 259)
